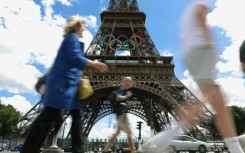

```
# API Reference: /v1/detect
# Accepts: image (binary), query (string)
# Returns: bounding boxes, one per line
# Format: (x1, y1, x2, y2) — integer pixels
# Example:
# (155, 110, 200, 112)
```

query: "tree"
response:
(207, 106, 245, 139)
(0, 103, 21, 136)
(230, 106, 245, 135)
(206, 114, 220, 140)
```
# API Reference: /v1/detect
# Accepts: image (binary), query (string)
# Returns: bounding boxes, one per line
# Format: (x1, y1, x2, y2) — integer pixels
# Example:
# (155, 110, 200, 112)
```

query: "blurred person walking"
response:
(21, 16, 109, 153)
(103, 77, 136, 153)
(142, 1, 244, 153)
(240, 40, 245, 74)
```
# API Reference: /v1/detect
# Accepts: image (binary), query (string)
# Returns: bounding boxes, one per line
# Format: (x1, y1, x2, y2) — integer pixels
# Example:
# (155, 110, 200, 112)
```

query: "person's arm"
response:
(35, 73, 48, 95)
(115, 95, 128, 101)
(66, 34, 108, 72)
(195, 4, 213, 46)
(86, 60, 109, 73)
(115, 91, 132, 101)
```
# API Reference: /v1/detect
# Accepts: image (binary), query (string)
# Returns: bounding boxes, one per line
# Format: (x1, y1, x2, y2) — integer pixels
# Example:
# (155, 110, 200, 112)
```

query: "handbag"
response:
(77, 76, 94, 100)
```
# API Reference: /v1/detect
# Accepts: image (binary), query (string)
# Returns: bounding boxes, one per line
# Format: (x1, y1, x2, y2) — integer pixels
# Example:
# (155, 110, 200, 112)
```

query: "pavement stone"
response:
(0, 151, 231, 153)
(0, 151, 230, 153)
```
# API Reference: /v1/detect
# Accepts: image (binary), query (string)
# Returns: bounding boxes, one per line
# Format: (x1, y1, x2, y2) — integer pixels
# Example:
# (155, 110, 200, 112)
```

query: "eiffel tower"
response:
(18, 0, 213, 140)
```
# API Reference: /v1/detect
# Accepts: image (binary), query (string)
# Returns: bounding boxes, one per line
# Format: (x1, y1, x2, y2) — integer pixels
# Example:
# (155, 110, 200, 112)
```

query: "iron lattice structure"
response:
(18, 0, 213, 139)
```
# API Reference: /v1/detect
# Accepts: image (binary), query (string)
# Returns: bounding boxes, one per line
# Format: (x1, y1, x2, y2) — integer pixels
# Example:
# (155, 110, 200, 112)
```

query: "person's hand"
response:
(88, 61, 109, 73)
(242, 63, 245, 74)
(94, 61, 109, 73)
(126, 91, 133, 97)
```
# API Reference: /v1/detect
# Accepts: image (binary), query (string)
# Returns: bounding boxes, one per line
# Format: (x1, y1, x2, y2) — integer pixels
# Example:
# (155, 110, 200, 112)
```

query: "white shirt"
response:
(179, 0, 211, 54)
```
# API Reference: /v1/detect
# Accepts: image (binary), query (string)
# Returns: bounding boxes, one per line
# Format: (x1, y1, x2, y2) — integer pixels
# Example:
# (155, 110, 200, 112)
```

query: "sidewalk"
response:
(0, 151, 230, 153)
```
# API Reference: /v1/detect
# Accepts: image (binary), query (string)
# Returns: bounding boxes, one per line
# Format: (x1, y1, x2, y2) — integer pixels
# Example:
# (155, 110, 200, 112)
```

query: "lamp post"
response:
(42, 120, 66, 153)
(62, 120, 67, 147)
(42, 132, 64, 153)
(136, 121, 143, 152)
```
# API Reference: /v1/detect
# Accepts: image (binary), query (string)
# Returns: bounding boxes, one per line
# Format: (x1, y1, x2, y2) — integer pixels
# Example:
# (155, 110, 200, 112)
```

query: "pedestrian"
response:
(20, 16, 109, 153)
(103, 76, 136, 153)
(142, 0, 244, 153)
(240, 40, 245, 74)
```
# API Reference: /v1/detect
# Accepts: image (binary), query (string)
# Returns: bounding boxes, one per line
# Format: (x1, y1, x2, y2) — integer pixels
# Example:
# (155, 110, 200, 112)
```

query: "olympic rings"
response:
(122, 39, 135, 51)
(117, 35, 128, 41)
(130, 34, 142, 47)
(103, 34, 115, 45)
(109, 39, 122, 50)
(102, 34, 142, 50)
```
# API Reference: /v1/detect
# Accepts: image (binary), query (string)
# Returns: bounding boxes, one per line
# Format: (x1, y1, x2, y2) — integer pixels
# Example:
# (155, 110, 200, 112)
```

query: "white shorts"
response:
(183, 45, 217, 85)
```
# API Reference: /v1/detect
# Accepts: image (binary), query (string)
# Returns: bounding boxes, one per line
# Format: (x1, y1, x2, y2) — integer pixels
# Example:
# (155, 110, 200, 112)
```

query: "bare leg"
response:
(199, 84, 236, 138)
(141, 102, 203, 153)
(177, 102, 204, 125)
(177, 84, 242, 153)
(199, 84, 244, 153)
(103, 130, 120, 152)
(142, 85, 243, 153)
(126, 131, 136, 153)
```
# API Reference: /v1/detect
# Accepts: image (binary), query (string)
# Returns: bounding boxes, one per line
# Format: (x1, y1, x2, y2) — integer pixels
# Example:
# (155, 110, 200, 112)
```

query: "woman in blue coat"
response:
(21, 16, 109, 153)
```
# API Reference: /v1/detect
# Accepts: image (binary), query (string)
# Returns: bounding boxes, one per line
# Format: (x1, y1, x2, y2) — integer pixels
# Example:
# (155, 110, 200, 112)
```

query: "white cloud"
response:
(99, 0, 107, 12)
(0, 0, 63, 94)
(208, 0, 245, 76)
(57, 0, 73, 6)
(86, 15, 98, 30)
(208, 0, 245, 106)
(159, 50, 174, 56)
(0, 0, 94, 94)
(1, 95, 32, 114)
(208, 0, 245, 42)
(80, 15, 98, 50)
(41, 0, 74, 19)
(216, 77, 245, 107)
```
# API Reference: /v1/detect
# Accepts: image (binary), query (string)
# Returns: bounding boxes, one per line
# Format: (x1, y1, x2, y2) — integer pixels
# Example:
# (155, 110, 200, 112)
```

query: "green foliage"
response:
(207, 106, 245, 139)
(230, 105, 245, 135)
(207, 114, 221, 139)
(0, 103, 21, 136)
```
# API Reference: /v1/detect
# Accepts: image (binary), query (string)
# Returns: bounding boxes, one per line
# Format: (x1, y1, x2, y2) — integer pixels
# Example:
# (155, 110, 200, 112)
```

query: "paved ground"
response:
(0, 151, 230, 153)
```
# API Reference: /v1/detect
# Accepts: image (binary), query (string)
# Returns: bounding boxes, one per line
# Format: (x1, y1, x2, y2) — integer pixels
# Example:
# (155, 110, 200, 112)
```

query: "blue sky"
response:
(0, 0, 245, 140)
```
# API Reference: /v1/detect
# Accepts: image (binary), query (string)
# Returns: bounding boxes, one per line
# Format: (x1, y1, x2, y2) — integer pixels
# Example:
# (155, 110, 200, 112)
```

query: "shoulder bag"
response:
(77, 76, 94, 100)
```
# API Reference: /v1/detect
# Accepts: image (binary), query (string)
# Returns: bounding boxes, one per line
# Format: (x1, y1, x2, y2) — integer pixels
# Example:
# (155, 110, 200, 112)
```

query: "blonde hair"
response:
(64, 16, 86, 35)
